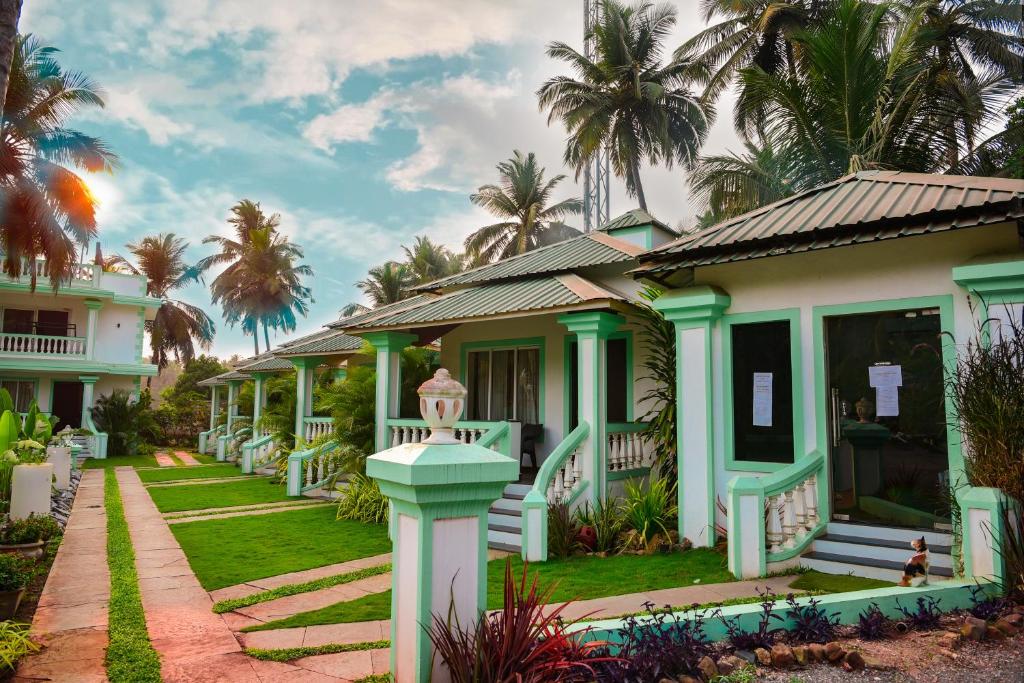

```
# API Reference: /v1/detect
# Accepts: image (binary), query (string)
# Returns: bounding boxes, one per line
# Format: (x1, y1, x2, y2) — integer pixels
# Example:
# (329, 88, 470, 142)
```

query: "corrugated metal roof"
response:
(237, 353, 293, 372)
(635, 171, 1024, 273)
(345, 275, 625, 332)
(410, 232, 642, 292)
(599, 208, 676, 234)
(273, 327, 364, 356)
(198, 368, 251, 386)
(326, 296, 433, 329)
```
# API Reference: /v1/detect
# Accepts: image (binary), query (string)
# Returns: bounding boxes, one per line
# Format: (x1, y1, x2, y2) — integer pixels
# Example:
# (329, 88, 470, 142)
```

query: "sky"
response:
(21, 0, 741, 359)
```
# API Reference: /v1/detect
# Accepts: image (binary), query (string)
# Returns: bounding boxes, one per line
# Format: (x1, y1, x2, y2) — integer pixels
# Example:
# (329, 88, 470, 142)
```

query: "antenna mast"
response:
(582, 0, 610, 232)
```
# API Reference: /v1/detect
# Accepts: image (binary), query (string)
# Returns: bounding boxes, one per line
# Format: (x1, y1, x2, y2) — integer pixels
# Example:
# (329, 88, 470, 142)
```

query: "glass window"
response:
(2, 309, 33, 334)
(567, 335, 629, 430)
(731, 320, 795, 463)
(465, 346, 541, 423)
(0, 380, 35, 412)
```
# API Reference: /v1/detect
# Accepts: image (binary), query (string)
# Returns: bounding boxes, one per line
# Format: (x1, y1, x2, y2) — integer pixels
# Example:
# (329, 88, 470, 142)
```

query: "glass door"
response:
(824, 308, 951, 529)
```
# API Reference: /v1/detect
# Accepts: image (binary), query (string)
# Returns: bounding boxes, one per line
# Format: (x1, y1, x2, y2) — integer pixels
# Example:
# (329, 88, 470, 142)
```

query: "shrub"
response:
(717, 588, 784, 651)
(547, 501, 580, 559)
(335, 473, 389, 525)
(601, 602, 712, 681)
(784, 594, 839, 644)
(0, 514, 61, 545)
(316, 364, 376, 461)
(91, 390, 157, 456)
(426, 559, 617, 682)
(620, 477, 676, 553)
(966, 583, 1010, 621)
(895, 596, 942, 630)
(856, 602, 894, 640)
(574, 497, 623, 554)
(636, 285, 677, 480)
(0, 621, 39, 670)
(0, 554, 34, 591)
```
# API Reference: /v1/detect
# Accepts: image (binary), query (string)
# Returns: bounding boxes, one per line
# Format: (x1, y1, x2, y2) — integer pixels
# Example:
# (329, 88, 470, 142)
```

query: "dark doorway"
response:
(51, 382, 84, 430)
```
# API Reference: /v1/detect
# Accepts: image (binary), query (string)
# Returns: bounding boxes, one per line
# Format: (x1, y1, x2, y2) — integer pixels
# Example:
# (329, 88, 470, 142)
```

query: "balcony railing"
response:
(0, 332, 87, 358)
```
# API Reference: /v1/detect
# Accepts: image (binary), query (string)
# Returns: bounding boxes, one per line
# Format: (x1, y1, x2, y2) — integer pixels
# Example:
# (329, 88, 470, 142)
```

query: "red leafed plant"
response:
(427, 559, 620, 682)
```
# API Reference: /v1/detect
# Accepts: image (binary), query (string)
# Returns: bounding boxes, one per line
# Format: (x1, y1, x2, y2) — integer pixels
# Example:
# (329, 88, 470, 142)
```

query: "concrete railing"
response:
(605, 422, 653, 475)
(0, 332, 87, 358)
(241, 434, 278, 474)
(302, 416, 333, 443)
(198, 424, 225, 454)
(385, 418, 518, 457)
(286, 440, 340, 496)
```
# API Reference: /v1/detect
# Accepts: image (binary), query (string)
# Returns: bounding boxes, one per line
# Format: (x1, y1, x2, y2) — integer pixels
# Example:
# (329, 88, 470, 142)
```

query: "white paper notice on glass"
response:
(752, 372, 773, 427)
(868, 364, 903, 389)
(876, 385, 900, 417)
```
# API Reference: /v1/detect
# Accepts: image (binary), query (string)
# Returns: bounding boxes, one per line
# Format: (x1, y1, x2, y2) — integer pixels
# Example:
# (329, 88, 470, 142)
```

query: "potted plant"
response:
(5, 440, 54, 521)
(0, 515, 61, 560)
(0, 553, 34, 620)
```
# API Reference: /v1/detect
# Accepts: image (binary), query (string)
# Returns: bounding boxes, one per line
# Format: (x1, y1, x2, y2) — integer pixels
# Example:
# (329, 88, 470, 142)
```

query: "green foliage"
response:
(574, 497, 624, 554)
(104, 470, 162, 681)
(316, 364, 375, 458)
(0, 553, 34, 591)
(0, 514, 61, 545)
(255, 373, 298, 448)
(91, 390, 157, 456)
(636, 285, 677, 480)
(0, 391, 11, 415)
(620, 477, 677, 552)
(547, 501, 580, 559)
(399, 346, 439, 419)
(153, 356, 228, 447)
(0, 620, 39, 669)
(244, 640, 389, 662)
(213, 563, 390, 613)
(0, 412, 17, 453)
(335, 473, 389, 525)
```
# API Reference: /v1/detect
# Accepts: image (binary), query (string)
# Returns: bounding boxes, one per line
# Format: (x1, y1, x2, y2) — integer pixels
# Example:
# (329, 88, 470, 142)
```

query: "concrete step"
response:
(504, 483, 532, 497)
(814, 534, 953, 569)
(801, 551, 954, 583)
(491, 497, 524, 514)
(826, 522, 951, 548)
(487, 522, 520, 535)
(488, 511, 520, 527)
(487, 528, 521, 550)
(488, 541, 520, 554)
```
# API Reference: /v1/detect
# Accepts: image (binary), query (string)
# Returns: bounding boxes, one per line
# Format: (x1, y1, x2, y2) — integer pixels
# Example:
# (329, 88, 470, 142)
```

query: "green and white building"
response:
(0, 258, 160, 457)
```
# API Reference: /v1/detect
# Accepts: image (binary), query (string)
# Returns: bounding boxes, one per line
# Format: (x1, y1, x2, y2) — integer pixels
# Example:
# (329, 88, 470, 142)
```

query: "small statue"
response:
(898, 536, 929, 587)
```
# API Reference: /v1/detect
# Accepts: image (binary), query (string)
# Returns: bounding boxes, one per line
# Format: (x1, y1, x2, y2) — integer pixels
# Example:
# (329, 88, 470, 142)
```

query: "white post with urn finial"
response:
(367, 369, 518, 683)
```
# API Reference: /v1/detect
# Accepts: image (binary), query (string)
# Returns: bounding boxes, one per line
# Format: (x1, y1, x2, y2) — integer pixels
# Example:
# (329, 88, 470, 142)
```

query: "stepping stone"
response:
(154, 451, 176, 467)
(235, 572, 392, 623)
(175, 451, 201, 465)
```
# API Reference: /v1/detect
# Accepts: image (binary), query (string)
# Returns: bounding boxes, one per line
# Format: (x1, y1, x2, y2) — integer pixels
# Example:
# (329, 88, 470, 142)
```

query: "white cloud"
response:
(100, 88, 195, 146)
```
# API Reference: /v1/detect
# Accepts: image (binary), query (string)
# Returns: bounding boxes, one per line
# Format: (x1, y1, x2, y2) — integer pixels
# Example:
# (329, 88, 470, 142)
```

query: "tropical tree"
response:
(689, 140, 800, 221)
(464, 151, 581, 263)
(537, 1, 710, 210)
(109, 233, 215, 381)
(0, 0, 22, 115)
(357, 261, 411, 307)
(199, 200, 312, 354)
(0, 35, 117, 290)
(402, 235, 461, 285)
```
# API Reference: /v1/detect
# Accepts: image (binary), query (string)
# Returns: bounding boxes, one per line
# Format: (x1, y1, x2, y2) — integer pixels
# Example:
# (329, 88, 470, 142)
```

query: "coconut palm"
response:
(402, 235, 461, 285)
(464, 151, 581, 263)
(689, 139, 800, 222)
(199, 200, 312, 354)
(108, 233, 215, 381)
(0, 35, 117, 291)
(537, 1, 710, 210)
(357, 261, 411, 307)
(0, 1, 22, 115)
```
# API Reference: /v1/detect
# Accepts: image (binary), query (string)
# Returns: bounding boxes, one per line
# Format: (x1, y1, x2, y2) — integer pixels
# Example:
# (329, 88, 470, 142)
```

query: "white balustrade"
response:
(303, 417, 333, 442)
(302, 447, 340, 490)
(605, 429, 652, 472)
(765, 471, 820, 554)
(389, 424, 490, 448)
(0, 332, 86, 357)
(546, 446, 584, 504)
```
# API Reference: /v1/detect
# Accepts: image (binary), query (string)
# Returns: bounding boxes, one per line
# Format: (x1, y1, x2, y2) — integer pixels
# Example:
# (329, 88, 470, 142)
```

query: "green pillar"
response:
(653, 286, 730, 547)
(557, 311, 624, 506)
(290, 357, 323, 443)
(364, 331, 417, 452)
(367, 369, 518, 682)
(251, 372, 270, 438)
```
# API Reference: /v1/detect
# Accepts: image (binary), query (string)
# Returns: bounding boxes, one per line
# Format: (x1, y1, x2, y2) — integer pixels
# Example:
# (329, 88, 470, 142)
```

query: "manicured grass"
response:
(147, 476, 293, 513)
(83, 454, 160, 469)
(788, 570, 894, 593)
(246, 549, 734, 631)
(138, 463, 246, 483)
(171, 506, 391, 590)
(104, 469, 162, 682)
(190, 453, 217, 464)
(213, 564, 391, 613)
(244, 639, 389, 662)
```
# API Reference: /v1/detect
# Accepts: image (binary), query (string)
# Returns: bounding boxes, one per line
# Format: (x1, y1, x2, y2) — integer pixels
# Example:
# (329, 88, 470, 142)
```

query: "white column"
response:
(291, 359, 319, 442)
(79, 375, 98, 428)
(252, 373, 267, 438)
(209, 385, 219, 431)
(364, 332, 417, 453)
(84, 300, 103, 361)
(226, 380, 240, 432)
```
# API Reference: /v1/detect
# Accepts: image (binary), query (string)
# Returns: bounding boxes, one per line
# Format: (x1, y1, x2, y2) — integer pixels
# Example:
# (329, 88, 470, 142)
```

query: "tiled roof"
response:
(635, 171, 1024, 273)
(409, 232, 644, 292)
(343, 275, 626, 332)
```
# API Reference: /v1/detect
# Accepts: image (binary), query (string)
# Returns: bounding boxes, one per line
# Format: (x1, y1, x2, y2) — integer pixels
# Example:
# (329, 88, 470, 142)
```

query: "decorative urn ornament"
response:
(417, 369, 467, 445)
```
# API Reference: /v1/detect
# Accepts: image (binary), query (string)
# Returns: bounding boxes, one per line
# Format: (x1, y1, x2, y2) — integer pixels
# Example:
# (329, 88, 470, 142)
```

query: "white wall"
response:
(94, 305, 143, 365)
(99, 271, 147, 297)
(0, 293, 89, 338)
(694, 222, 1021, 510)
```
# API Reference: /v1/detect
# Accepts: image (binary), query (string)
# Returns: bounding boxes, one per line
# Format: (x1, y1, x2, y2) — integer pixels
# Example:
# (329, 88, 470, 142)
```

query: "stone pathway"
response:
(154, 451, 176, 467)
(233, 573, 392, 626)
(209, 554, 392, 603)
(15, 470, 109, 683)
(174, 451, 201, 465)
(148, 476, 265, 488)
(167, 501, 334, 525)
(240, 620, 390, 650)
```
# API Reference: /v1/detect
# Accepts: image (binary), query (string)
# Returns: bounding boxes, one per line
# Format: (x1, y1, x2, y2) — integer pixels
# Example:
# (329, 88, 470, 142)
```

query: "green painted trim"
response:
(811, 295, 960, 527)
(957, 486, 1017, 584)
(83, 299, 104, 310)
(561, 330, 634, 437)
(458, 336, 546, 424)
(0, 280, 162, 309)
(952, 255, 1024, 303)
(606, 467, 651, 482)
(0, 358, 158, 376)
(605, 225, 653, 249)
(721, 308, 804, 473)
(652, 285, 730, 325)
(364, 331, 417, 453)
(135, 307, 146, 365)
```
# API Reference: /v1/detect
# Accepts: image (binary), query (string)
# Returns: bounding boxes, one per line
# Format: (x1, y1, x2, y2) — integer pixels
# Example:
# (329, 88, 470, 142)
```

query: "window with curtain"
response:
(730, 320, 795, 463)
(466, 346, 541, 423)
(0, 380, 35, 412)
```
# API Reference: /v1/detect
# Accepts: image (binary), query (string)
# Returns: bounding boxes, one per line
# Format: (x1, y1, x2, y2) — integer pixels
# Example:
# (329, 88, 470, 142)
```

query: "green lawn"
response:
(788, 570, 893, 593)
(147, 476, 293, 513)
(171, 506, 391, 590)
(245, 549, 734, 631)
(83, 454, 160, 469)
(138, 464, 246, 483)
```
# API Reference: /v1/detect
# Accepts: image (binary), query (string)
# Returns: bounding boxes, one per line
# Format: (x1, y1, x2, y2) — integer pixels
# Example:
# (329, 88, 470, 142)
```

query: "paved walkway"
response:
(154, 452, 176, 467)
(209, 554, 392, 603)
(174, 451, 201, 465)
(15, 470, 110, 683)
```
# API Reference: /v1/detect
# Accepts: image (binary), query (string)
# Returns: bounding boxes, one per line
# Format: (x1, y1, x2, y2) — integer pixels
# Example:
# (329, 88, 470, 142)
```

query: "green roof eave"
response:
(0, 359, 158, 376)
(0, 280, 162, 308)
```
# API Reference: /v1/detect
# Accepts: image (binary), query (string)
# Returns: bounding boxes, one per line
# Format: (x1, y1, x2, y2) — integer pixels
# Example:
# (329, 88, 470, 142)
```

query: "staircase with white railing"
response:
(241, 434, 281, 474)
(302, 416, 333, 443)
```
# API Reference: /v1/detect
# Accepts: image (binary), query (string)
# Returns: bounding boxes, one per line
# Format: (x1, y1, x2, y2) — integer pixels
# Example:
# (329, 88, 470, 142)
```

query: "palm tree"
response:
(689, 140, 799, 222)
(0, 35, 117, 291)
(537, 1, 710, 210)
(199, 200, 312, 354)
(357, 262, 411, 307)
(0, 0, 22, 115)
(464, 151, 582, 263)
(108, 234, 215, 382)
(402, 235, 461, 285)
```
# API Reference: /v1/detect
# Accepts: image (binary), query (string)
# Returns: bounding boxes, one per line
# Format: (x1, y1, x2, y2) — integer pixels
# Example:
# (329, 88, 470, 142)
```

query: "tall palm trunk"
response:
(253, 334, 260, 356)
(631, 159, 648, 211)
(0, 0, 21, 116)
(263, 320, 270, 354)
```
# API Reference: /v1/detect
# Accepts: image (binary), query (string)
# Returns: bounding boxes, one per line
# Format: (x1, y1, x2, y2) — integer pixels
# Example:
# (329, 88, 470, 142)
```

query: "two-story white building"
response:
(0, 258, 160, 457)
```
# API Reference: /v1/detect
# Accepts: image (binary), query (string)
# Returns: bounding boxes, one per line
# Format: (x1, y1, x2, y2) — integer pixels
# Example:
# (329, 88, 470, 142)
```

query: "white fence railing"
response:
(0, 332, 87, 358)
(303, 416, 333, 442)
